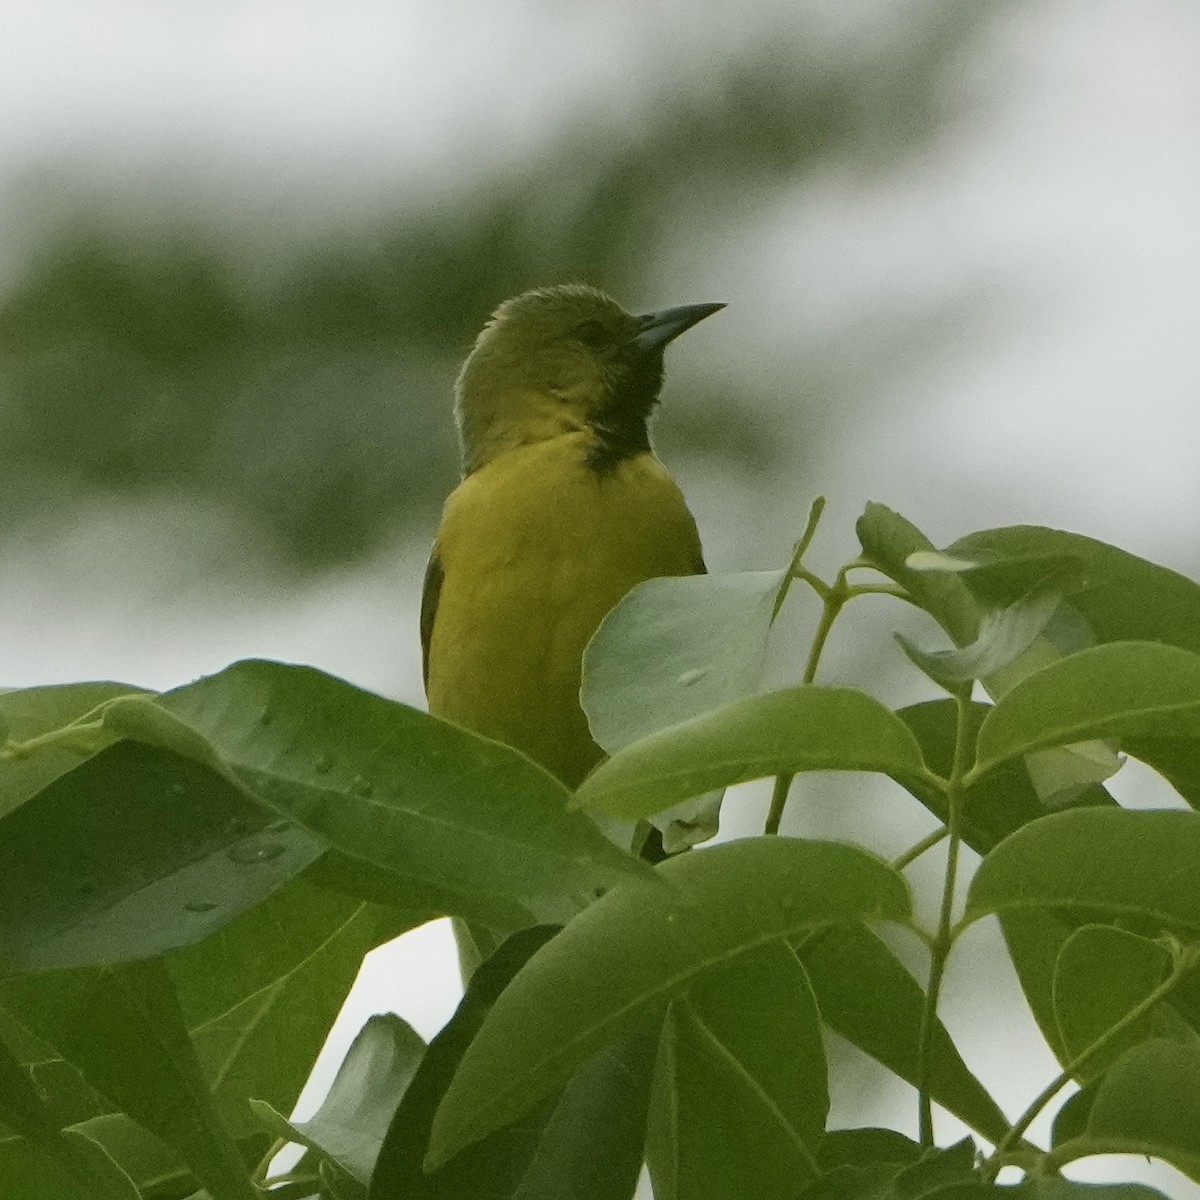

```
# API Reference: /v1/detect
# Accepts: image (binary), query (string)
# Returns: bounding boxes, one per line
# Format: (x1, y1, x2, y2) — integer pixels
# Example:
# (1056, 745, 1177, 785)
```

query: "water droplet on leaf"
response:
(350, 775, 374, 798)
(184, 900, 218, 914)
(227, 842, 285, 865)
(314, 753, 334, 775)
(677, 667, 710, 687)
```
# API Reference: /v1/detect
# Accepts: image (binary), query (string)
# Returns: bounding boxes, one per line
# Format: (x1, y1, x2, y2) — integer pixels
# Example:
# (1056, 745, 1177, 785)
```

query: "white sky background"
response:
(3, 1, 1200, 1194)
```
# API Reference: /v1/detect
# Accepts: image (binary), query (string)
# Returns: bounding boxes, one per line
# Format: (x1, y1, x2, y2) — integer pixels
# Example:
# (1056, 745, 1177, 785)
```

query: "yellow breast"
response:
(425, 434, 703, 786)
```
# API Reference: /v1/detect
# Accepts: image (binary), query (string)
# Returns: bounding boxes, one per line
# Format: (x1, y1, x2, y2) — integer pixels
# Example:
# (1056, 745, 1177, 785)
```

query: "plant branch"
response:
(772, 496, 827, 618)
(916, 688, 973, 1147)
(892, 826, 950, 871)
(764, 772, 793, 836)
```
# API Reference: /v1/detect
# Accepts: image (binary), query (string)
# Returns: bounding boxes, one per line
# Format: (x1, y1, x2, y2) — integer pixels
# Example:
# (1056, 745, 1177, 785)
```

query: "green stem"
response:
(802, 585, 845, 685)
(253, 1137, 288, 1183)
(772, 496, 827, 618)
(791, 564, 832, 603)
(916, 690, 973, 1147)
(844, 582, 910, 599)
(764, 565, 852, 838)
(764, 772, 793, 836)
(892, 826, 950, 871)
(993, 945, 1199, 1171)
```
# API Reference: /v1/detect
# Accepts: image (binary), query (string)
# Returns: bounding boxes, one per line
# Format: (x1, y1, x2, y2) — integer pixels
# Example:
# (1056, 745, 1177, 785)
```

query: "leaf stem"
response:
(764, 772, 793, 836)
(892, 826, 950, 871)
(916, 688, 973, 1147)
(992, 943, 1200, 1171)
(253, 1137, 289, 1182)
(772, 496, 827, 618)
(802, 581, 845, 686)
(765, 560, 855, 837)
(845, 582, 911, 599)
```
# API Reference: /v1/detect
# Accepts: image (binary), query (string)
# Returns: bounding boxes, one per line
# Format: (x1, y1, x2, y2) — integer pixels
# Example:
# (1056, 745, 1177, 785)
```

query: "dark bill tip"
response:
(631, 302, 725, 353)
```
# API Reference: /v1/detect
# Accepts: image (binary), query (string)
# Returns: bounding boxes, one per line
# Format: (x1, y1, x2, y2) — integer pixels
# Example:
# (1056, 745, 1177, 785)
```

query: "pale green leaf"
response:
(583, 570, 788, 753)
(253, 1014, 424, 1184)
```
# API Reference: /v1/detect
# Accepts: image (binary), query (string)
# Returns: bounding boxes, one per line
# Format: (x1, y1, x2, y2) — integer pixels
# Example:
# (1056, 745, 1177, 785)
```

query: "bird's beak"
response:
(631, 302, 725, 353)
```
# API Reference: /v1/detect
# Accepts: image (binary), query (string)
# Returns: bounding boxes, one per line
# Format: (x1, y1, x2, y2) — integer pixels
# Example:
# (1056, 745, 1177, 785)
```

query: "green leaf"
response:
(21, 1061, 108, 1134)
(858, 513, 1129, 808)
(0, 1033, 141, 1200)
(947, 526, 1200, 654)
(369, 925, 657, 1200)
(897, 702, 1115, 857)
(905, 545, 1085, 613)
(1057, 1039, 1200, 1183)
(582, 568, 794, 850)
(967, 808, 1200, 934)
(0, 682, 139, 819)
(171, 878, 395, 1138)
(1000, 891, 1200, 1074)
(993, 811, 1200, 1065)
(0, 1131, 142, 1200)
(0, 959, 258, 1200)
(1119, 735, 1200, 810)
(583, 569, 789, 752)
(973, 642, 1200, 778)
(797, 925, 1010, 1145)
(146, 659, 650, 926)
(0, 1027, 60, 1143)
(796, 1162, 900, 1199)
(895, 585, 1063, 692)
(816, 1127, 922, 1172)
(1053, 926, 1175, 1081)
(891, 1137, 977, 1195)
(428, 837, 911, 1166)
(68, 1113, 194, 1197)
(646, 940, 827, 1200)
(0, 739, 324, 974)
(0, 874, 391, 1164)
(856, 504, 981, 645)
(506, 1020, 659, 1200)
(1051, 1080, 1098, 1149)
(574, 686, 927, 820)
(254, 1014, 424, 1184)
(1014, 1182, 1169, 1199)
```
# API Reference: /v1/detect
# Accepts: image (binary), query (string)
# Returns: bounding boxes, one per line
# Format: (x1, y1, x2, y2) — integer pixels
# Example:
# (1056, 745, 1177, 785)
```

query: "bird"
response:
(421, 283, 723, 793)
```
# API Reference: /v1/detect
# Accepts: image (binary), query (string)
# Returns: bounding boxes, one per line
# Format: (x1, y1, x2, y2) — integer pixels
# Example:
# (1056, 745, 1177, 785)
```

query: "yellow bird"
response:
(421, 284, 722, 791)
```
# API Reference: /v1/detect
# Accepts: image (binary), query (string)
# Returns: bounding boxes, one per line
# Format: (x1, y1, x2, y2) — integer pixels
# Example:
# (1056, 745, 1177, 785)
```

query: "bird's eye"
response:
(572, 320, 610, 348)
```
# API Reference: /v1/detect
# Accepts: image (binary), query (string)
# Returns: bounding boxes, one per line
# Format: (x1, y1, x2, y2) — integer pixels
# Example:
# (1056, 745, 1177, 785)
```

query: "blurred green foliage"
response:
(0, 3, 993, 572)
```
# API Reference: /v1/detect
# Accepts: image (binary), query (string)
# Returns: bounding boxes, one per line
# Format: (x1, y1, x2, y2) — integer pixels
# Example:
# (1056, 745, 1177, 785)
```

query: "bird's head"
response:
(454, 284, 722, 474)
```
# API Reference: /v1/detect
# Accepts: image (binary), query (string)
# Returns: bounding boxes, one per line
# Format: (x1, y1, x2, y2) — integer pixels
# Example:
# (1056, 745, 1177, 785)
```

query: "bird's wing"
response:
(419, 549, 444, 694)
